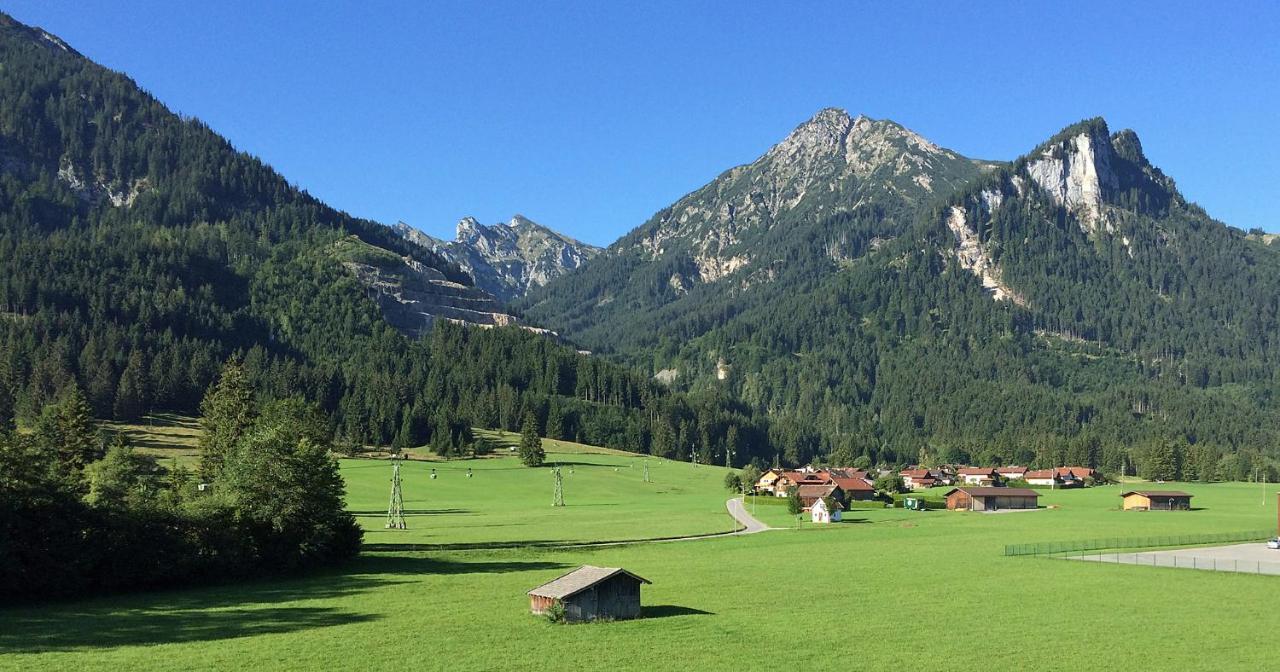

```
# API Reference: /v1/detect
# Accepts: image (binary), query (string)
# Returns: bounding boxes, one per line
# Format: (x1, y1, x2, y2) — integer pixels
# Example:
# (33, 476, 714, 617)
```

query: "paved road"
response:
(726, 496, 772, 533)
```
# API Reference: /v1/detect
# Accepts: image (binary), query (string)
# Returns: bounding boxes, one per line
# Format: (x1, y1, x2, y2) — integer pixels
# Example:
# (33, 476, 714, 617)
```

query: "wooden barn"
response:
(1121, 491, 1193, 511)
(527, 566, 650, 622)
(944, 487, 1040, 511)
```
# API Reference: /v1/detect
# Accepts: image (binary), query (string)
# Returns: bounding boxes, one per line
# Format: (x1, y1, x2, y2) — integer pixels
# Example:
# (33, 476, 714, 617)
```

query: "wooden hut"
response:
(527, 566, 650, 622)
(1121, 491, 1193, 511)
(944, 487, 1040, 511)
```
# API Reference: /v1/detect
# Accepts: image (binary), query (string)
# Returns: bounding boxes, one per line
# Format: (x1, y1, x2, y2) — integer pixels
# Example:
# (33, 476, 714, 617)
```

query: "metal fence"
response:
(1003, 529, 1273, 557)
(1063, 551, 1280, 575)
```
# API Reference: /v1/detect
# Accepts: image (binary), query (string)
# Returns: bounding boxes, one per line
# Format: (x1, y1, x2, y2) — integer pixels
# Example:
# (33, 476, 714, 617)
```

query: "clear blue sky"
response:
(6, 1, 1278, 244)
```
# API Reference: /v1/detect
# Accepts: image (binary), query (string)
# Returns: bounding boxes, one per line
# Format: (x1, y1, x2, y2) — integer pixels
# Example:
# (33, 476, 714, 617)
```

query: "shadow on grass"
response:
(354, 554, 568, 575)
(642, 605, 714, 618)
(0, 555, 566, 654)
(0, 606, 379, 653)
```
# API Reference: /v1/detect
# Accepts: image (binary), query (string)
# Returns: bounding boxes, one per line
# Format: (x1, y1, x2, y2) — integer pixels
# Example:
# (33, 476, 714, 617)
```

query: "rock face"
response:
(331, 236, 544, 338)
(1022, 119, 1177, 236)
(393, 216, 600, 302)
(623, 108, 989, 284)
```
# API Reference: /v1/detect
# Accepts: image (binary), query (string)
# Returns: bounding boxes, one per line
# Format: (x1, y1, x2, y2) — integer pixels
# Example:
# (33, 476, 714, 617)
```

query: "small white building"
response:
(810, 497, 843, 524)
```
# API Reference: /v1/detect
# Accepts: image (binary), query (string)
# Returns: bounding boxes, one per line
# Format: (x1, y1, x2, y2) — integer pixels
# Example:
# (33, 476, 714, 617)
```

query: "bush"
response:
(544, 601, 566, 624)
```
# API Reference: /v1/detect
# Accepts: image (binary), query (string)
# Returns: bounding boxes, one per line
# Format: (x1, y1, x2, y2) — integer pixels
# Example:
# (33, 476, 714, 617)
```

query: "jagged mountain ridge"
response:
(519, 109, 992, 350)
(393, 215, 600, 302)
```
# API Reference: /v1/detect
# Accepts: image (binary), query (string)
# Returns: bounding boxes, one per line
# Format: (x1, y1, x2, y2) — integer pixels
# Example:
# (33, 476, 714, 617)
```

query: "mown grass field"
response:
(348, 431, 738, 547)
(3, 438, 1279, 671)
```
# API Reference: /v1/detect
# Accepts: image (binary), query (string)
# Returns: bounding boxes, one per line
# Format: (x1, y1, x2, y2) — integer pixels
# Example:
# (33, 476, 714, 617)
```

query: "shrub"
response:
(544, 601, 566, 624)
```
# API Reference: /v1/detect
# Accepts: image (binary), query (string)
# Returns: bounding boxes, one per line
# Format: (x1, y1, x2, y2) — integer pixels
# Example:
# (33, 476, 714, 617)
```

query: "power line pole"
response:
(552, 465, 565, 507)
(385, 458, 406, 529)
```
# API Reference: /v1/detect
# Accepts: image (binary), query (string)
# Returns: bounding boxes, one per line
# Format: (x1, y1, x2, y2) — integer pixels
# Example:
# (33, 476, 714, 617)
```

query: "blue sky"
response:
(6, 1, 1278, 244)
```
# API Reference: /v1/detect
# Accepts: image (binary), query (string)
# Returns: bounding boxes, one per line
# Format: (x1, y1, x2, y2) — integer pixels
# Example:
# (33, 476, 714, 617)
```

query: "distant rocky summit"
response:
(393, 215, 601, 302)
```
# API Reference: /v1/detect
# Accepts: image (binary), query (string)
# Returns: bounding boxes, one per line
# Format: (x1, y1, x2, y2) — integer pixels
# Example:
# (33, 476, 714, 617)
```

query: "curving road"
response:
(726, 496, 772, 534)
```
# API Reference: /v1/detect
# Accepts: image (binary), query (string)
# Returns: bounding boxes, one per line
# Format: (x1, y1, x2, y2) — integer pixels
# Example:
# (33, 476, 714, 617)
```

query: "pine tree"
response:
(57, 384, 101, 470)
(546, 402, 564, 440)
(518, 411, 545, 467)
(198, 359, 255, 481)
(113, 350, 148, 421)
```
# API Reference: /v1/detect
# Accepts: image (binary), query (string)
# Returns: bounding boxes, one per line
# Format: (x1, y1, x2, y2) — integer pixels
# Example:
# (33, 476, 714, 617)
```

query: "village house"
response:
(754, 468, 784, 495)
(810, 497, 843, 523)
(527, 566, 651, 622)
(796, 484, 844, 509)
(957, 467, 999, 486)
(1056, 466, 1097, 482)
(1121, 491, 1194, 511)
(825, 468, 877, 501)
(944, 487, 1040, 511)
(996, 466, 1027, 481)
(899, 469, 938, 490)
(774, 470, 829, 497)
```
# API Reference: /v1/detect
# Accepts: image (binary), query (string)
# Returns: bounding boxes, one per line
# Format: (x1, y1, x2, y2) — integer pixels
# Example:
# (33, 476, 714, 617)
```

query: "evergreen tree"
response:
(518, 411, 545, 467)
(112, 350, 148, 421)
(546, 401, 564, 441)
(1139, 439, 1178, 481)
(198, 359, 255, 481)
(56, 384, 100, 470)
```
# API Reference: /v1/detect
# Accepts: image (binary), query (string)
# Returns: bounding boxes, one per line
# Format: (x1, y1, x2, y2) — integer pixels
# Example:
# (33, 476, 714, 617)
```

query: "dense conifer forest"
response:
(0, 14, 764, 469)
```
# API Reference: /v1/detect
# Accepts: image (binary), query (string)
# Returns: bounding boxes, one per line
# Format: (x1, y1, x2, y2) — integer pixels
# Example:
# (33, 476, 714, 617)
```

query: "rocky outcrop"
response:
(944, 204, 1026, 305)
(331, 236, 547, 338)
(1025, 128, 1119, 234)
(393, 215, 600, 301)
(622, 108, 986, 287)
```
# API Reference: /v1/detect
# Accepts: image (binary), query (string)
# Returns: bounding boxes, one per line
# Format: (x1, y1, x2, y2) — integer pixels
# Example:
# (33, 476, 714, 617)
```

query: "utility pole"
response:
(552, 465, 565, 507)
(385, 458, 406, 529)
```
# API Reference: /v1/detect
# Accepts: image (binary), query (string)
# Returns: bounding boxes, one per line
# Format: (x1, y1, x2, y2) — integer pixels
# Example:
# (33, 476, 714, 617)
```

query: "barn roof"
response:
(1120, 491, 1193, 498)
(527, 565, 651, 599)
(796, 484, 841, 499)
(945, 487, 1040, 498)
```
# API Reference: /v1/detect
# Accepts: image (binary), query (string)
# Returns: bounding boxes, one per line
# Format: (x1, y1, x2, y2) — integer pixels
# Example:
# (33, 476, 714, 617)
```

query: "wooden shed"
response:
(1121, 491, 1193, 511)
(944, 487, 1040, 511)
(527, 565, 650, 622)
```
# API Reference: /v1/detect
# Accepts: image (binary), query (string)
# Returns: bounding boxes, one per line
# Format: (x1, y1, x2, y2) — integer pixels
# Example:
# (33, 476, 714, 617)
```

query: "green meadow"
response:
(3, 440, 1279, 671)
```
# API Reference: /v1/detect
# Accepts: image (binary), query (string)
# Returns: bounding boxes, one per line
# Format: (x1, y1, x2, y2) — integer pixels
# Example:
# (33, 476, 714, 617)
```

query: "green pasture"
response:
(4, 442, 1280, 671)
(347, 436, 738, 547)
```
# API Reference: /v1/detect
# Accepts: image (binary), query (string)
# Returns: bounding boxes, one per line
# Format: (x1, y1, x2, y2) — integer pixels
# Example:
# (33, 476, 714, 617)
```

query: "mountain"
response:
(393, 215, 600, 301)
(518, 109, 993, 352)
(523, 110, 1280, 472)
(0, 13, 765, 463)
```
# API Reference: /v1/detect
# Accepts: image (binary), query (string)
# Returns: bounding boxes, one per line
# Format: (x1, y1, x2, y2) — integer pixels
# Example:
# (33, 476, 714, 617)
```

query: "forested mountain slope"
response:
(0, 13, 765, 463)
(522, 112, 1280, 476)
(518, 109, 993, 354)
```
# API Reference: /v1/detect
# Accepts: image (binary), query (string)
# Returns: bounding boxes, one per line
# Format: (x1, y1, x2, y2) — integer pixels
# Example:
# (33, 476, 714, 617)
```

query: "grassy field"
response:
(4, 440, 1279, 670)
(348, 432, 738, 547)
(100, 413, 202, 468)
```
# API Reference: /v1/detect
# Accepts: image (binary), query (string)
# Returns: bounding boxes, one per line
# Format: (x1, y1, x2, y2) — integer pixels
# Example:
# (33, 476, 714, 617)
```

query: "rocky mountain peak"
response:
(393, 215, 601, 302)
(1023, 119, 1176, 234)
(456, 216, 483, 240)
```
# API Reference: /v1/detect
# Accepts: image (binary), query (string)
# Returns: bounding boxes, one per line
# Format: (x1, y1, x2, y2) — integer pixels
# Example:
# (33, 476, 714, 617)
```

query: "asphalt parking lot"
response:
(1067, 542, 1280, 575)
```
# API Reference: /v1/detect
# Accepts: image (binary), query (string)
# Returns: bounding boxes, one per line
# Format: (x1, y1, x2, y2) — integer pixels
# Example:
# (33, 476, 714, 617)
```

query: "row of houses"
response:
(900, 465, 1098, 490)
(755, 467, 877, 505)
